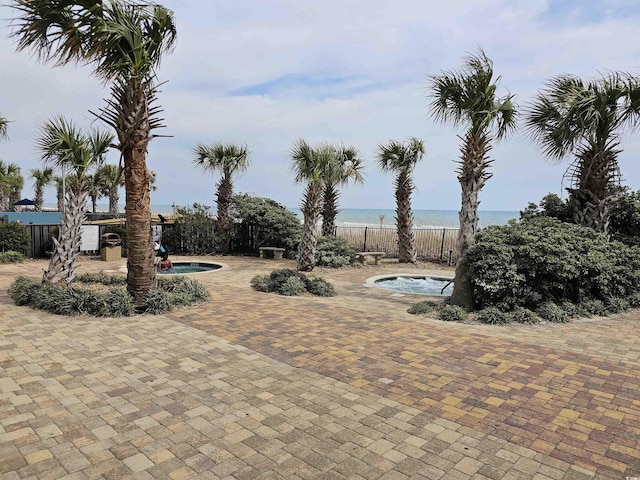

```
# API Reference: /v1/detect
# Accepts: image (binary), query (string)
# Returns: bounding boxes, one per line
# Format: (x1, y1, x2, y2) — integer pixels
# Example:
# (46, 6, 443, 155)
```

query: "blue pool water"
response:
(156, 262, 222, 275)
(375, 276, 453, 295)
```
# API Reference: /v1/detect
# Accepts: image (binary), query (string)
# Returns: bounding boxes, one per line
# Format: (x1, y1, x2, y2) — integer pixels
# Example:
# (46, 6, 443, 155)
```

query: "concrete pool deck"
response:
(1, 255, 639, 479)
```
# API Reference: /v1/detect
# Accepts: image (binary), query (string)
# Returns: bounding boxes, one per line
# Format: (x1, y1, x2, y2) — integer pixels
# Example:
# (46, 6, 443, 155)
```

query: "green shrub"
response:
(466, 217, 640, 310)
(314, 236, 358, 268)
(0, 251, 25, 263)
(231, 194, 301, 257)
(142, 289, 172, 314)
(8, 276, 40, 306)
(536, 302, 570, 323)
(164, 278, 210, 302)
(269, 269, 308, 287)
(169, 292, 193, 306)
(70, 288, 102, 314)
(605, 297, 630, 314)
(277, 276, 307, 296)
(407, 301, 437, 315)
(579, 299, 609, 316)
(0, 222, 30, 255)
(250, 274, 272, 292)
(560, 301, 580, 318)
(75, 272, 126, 285)
(307, 278, 336, 297)
(164, 203, 218, 255)
(629, 292, 640, 308)
(477, 307, 511, 325)
(511, 307, 539, 324)
(100, 288, 135, 317)
(439, 305, 467, 322)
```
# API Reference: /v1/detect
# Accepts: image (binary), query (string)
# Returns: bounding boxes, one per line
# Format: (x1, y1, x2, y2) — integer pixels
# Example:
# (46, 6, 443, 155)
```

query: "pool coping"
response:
(118, 260, 230, 276)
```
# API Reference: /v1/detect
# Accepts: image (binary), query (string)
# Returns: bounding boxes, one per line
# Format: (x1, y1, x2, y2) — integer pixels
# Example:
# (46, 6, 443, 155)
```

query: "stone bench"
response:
(259, 246, 285, 260)
(356, 251, 385, 265)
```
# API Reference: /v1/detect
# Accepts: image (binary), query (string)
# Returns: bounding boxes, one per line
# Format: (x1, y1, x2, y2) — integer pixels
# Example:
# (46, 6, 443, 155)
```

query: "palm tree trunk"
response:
(451, 131, 492, 310)
(90, 193, 98, 213)
(321, 183, 339, 236)
(395, 170, 416, 263)
(568, 145, 618, 236)
(109, 188, 119, 217)
(123, 144, 155, 304)
(57, 185, 64, 212)
(298, 183, 323, 271)
(34, 186, 44, 212)
(43, 185, 88, 285)
(216, 176, 232, 253)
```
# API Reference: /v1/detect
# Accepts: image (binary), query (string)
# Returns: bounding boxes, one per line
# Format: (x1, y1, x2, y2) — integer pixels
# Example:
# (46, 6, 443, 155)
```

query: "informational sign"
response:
(80, 225, 100, 252)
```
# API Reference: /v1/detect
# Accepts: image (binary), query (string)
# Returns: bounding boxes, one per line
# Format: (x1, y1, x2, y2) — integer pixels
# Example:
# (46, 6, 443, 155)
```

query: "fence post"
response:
(363, 227, 368, 251)
(439, 228, 446, 261)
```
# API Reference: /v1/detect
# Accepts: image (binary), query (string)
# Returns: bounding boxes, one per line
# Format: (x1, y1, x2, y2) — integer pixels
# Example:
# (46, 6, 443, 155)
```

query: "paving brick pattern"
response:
(1, 256, 639, 479)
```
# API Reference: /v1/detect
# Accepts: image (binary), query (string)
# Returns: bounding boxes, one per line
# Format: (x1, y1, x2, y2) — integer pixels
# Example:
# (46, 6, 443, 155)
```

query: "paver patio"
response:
(1, 255, 639, 479)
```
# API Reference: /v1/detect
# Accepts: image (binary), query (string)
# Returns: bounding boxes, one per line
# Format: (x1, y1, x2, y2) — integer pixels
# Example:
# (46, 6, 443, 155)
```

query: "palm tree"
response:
(525, 73, 640, 234)
(36, 116, 112, 285)
(53, 175, 67, 212)
(0, 161, 24, 211)
(30, 167, 54, 211)
(11, 0, 177, 302)
(376, 138, 425, 264)
(321, 145, 365, 236)
(0, 113, 8, 140)
(193, 143, 250, 253)
(95, 163, 124, 216)
(291, 139, 334, 271)
(429, 49, 517, 310)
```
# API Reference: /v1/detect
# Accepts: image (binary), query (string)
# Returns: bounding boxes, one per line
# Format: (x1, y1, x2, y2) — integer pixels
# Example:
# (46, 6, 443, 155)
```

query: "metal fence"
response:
(335, 225, 459, 264)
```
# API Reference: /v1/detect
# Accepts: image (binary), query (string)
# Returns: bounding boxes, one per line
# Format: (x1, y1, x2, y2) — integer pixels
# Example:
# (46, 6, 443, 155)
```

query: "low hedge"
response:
(8, 274, 210, 316)
(250, 269, 336, 297)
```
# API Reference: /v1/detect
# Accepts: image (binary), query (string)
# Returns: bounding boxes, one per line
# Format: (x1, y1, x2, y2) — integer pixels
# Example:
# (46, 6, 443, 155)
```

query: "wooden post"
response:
(363, 226, 368, 251)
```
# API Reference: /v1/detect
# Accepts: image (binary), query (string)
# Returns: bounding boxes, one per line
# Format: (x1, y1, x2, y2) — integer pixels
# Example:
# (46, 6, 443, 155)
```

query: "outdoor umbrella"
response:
(13, 198, 35, 206)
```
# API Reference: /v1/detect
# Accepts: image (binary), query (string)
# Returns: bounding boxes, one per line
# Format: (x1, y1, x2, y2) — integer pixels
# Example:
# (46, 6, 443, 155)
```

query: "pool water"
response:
(156, 262, 222, 275)
(374, 276, 453, 295)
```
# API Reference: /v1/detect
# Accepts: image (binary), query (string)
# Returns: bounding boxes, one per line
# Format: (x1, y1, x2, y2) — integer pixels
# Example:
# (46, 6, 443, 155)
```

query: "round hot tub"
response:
(156, 261, 224, 275)
(366, 273, 454, 295)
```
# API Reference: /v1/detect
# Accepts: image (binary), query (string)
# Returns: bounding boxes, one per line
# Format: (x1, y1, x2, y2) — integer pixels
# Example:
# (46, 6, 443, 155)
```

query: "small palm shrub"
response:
(101, 288, 135, 317)
(0, 251, 25, 263)
(605, 297, 630, 314)
(314, 236, 358, 268)
(559, 301, 580, 318)
(579, 299, 608, 316)
(307, 278, 336, 297)
(250, 269, 336, 297)
(9, 273, 209, 316)
(407, 301, 437, 315)
(250, 274, 271, 292)
(142, 289, 172, 314)
(536, 302, 569, 323)
(511, 307, 539, 324)
(278, 276, 307, 296)
(439, 305, 467, 322)
(8, 277, 39, 306)
(477, 307, 511, 325)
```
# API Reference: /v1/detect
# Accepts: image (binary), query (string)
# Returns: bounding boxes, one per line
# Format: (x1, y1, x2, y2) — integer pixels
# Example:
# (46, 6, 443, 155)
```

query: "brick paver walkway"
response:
(1, 256, 639, 479)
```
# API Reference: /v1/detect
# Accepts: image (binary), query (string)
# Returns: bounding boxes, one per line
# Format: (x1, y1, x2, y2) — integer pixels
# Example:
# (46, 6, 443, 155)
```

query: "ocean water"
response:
(38, 204, 519, 228)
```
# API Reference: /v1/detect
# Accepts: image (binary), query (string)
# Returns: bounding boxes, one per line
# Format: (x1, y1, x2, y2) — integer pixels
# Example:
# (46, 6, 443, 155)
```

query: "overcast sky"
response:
(1, 0, 639, 213)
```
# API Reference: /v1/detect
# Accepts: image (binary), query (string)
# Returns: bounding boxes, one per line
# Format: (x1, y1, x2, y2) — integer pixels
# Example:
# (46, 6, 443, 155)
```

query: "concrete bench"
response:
(356, 251, 385, 265)
(259, 246, 285, 259)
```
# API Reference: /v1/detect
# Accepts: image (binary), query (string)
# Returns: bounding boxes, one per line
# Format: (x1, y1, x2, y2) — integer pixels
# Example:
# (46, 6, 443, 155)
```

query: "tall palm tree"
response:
(95, 163, 124, 216)
(11, 0, 177, 302)
(321, 145, 365, 236)
(193, 143, 250, 253)
(87, 173, 101, 213)
(291, 139, 334, 271)
(0, 113, 8, 140)
(377, 138, 425, 264)
(53, 175, 68, 213)
(0, 161, 24, 211)
(525, 73, 640, 234)
(429, 49, 517, 310)
(30, 167, 54, 211)
(36, 116, 112, 285)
